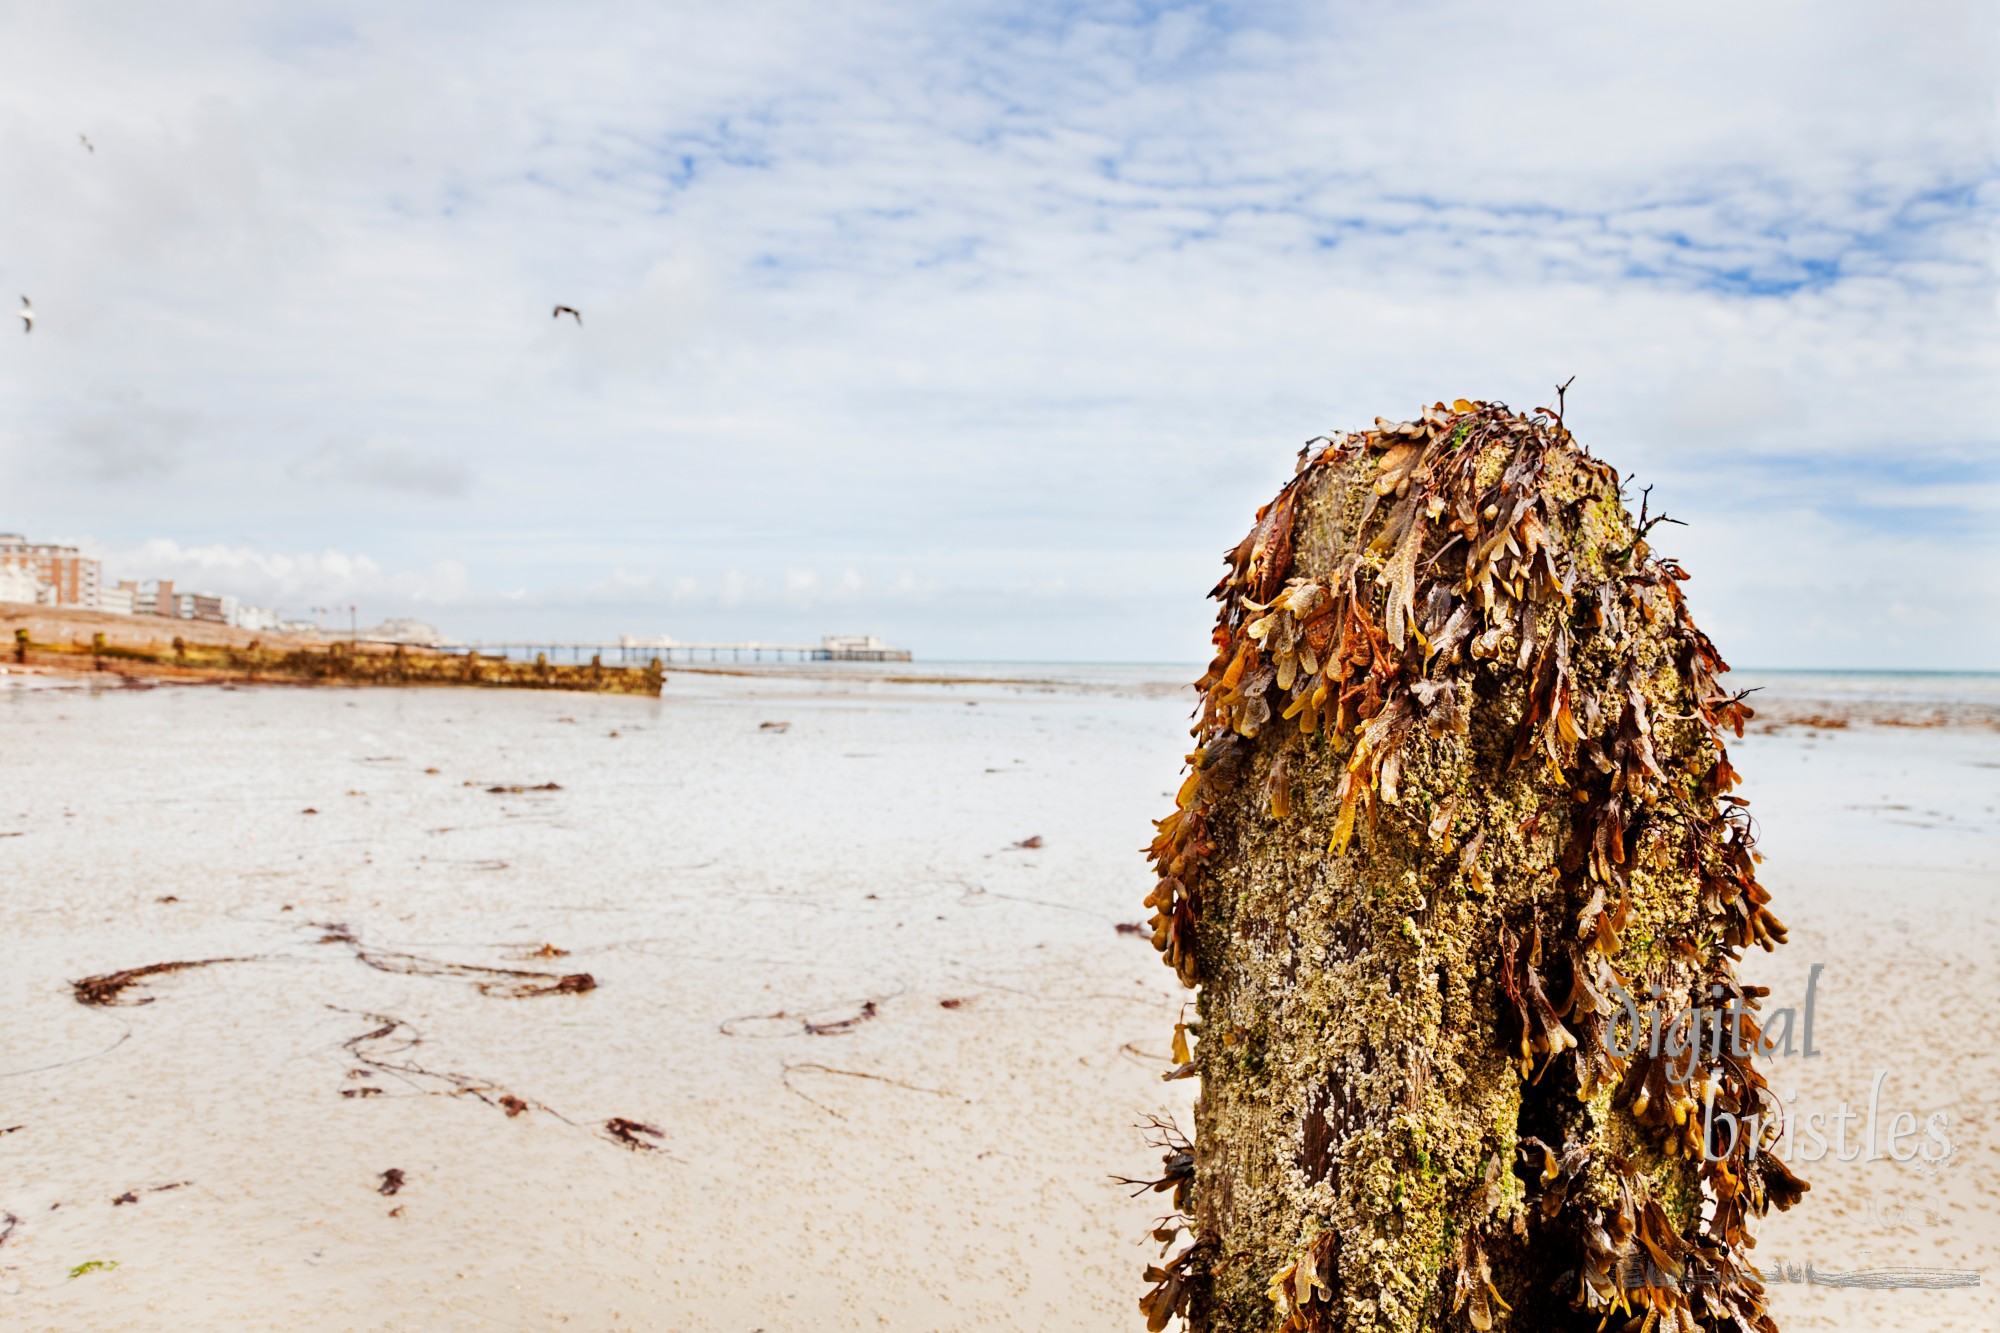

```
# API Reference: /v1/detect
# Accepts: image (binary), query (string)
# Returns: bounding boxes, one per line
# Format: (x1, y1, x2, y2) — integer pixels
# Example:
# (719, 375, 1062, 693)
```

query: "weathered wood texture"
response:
(10, 629, 663, 696)
(1139, 403, 1803, 1333)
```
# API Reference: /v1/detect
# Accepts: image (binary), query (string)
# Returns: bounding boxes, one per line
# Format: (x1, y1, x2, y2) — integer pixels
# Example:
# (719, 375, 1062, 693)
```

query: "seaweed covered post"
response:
(1138, 401, 1805, 1332)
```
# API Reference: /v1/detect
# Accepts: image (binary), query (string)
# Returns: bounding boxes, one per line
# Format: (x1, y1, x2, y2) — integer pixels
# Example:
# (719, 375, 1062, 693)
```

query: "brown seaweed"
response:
(72, 957, 261, 1007)
(1142, 400, 1801, 1331)
(106, 1180, 190, 1205)
(778, 1062, 963, 1119)
(333, 1008, 653, 1151)
(719, 996, 887, 1038)
(314, 922, 595, 998)
(603, 1117, 664, 1151)
(335, 1009, 555, 1119)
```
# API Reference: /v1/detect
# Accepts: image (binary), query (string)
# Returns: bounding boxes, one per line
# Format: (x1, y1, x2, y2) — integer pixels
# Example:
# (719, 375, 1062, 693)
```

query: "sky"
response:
(0, 0, 1994, 666)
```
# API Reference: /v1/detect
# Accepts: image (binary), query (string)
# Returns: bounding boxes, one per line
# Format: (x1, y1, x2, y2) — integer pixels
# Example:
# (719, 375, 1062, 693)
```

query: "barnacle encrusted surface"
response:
(1139, 402, 1805, 1333)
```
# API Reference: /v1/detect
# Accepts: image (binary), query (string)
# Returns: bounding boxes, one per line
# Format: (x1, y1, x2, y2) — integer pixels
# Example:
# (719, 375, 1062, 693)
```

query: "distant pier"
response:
(451, 634, 911, 665)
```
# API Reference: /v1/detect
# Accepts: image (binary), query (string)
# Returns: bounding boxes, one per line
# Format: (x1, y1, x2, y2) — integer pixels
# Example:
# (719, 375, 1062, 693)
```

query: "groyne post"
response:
(1141, 402, 1801, 1332)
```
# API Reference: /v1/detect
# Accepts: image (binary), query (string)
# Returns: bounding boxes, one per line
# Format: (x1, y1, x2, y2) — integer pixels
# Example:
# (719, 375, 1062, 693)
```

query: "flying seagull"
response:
(79, 134, 94, 154)
(552, 305, 581, 325)
(16, 296, 30, 334)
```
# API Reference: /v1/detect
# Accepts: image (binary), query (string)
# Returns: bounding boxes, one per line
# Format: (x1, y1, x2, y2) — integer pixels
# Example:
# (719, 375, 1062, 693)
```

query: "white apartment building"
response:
(0, 534, 100, 607)
(0, 564, 46, 604)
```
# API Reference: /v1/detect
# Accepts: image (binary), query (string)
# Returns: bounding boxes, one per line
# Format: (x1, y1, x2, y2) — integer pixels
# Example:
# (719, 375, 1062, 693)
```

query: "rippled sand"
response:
(0, 667, 1991, 1330)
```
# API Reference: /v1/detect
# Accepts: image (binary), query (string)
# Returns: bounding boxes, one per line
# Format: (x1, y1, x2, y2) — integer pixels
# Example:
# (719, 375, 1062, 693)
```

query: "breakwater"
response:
(10, 628, 663, 695)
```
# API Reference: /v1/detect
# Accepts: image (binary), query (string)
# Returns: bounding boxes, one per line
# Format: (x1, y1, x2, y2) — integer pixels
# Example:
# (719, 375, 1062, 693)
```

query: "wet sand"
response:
(1725, 696, 1998, 1331)
(0, 667, 1992, 1329)
(1, 669, 1200, 1331)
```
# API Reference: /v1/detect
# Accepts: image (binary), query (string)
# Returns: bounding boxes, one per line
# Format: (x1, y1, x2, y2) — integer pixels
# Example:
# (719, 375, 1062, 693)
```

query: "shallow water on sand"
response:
(0, 668, 1991, 1330)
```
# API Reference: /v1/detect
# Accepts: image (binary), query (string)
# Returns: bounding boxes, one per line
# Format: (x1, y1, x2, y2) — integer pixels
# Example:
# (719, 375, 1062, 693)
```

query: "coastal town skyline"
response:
(0, 528, 912, 657)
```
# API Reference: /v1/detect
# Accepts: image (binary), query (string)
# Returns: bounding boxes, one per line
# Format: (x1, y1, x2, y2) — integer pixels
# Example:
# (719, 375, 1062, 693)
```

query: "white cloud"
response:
(0, 1, 1990, 663)
(109, 538, 470, 614)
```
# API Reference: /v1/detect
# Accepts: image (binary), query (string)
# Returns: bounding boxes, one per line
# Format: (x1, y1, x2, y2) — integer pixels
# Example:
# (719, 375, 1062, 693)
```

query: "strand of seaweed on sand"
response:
(60, 933, 664, 1154)
(717, 981, 909, 1038)
(66, 924, 598, 1007)
(777, 1063, 965, 1120)
(330, 1005, 673, 1154)
(71, 957, 267, 1007)
(330, 1006, 574, 1124)
(333, 1008, 667, 1152)
(312, 921, 597, 997)
(715, 981, 978, 1120)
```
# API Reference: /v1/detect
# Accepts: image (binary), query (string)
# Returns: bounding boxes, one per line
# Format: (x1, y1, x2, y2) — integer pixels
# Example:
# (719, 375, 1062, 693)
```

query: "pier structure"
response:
(442, 633, 911, 665)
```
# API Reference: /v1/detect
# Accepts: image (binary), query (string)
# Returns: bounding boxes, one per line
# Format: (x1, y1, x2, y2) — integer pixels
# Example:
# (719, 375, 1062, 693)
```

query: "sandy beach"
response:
(0, 666, 1992, 1330)
(1722, 676, 1998, 1331)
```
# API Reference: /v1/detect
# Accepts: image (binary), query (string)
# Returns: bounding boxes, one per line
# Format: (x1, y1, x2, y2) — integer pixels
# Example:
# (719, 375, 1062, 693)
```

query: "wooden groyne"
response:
(1138, 401, 1796, 1332)
(10, 629, 664, 696)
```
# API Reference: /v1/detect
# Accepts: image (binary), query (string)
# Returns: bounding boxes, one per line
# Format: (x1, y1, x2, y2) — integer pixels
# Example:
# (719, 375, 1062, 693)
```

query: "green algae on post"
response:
(1139, 401, 1804, 1332)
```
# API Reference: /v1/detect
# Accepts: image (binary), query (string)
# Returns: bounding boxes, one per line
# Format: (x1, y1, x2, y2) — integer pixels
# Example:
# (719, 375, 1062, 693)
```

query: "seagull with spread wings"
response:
(16, 296, 31, 334)
(552, 305, 581, 325)
(79, 134, 94, 154)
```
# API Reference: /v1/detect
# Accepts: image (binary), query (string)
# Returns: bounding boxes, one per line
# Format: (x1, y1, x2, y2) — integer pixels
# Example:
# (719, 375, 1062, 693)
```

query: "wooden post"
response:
(1139, 403, 1800, 1332)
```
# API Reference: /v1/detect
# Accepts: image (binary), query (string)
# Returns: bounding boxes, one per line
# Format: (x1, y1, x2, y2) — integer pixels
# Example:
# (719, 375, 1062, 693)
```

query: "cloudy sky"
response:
(1, 1, 1993, 665)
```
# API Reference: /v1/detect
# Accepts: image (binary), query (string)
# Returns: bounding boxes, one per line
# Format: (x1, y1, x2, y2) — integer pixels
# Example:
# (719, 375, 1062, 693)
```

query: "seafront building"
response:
(0, 563, 41, 604)
(357, 618, 444, 646)
(0, 534, 101, 607)
(117, 580, 286, 631)
(0, 532, 286, 631)
(818, 633, 908, 660)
